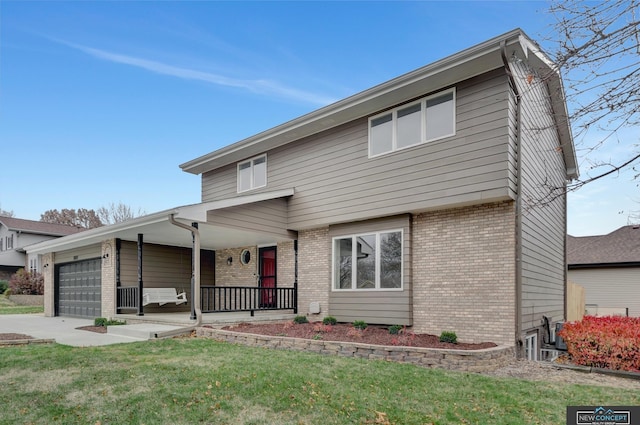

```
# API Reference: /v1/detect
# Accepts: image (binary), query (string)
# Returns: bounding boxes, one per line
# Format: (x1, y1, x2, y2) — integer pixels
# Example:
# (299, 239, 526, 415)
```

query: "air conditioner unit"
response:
(555, 322, 567, 351)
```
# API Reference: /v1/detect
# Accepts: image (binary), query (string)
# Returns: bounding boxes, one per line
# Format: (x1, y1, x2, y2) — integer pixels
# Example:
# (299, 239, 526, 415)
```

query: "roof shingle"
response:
(567, 225, 640, 265)
(0, 216, 84, 237)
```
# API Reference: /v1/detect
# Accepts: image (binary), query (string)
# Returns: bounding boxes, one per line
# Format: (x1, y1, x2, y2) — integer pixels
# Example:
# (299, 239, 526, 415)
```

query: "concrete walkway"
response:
(0, 314, 184, 347)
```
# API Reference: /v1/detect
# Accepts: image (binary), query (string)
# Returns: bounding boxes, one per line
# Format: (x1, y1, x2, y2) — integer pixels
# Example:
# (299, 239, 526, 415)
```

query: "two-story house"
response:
(0, 216, 83, 280)
(27, 29, 577, 358)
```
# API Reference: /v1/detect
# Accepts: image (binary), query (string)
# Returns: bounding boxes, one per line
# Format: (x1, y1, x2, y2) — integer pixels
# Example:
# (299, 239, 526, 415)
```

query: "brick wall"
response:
(215, 247, 259, 286)
(101, 239, 116, 318)
(42, 252, 54, 317)
(412, 201, 516, 346)
(298, 227, 329, 320)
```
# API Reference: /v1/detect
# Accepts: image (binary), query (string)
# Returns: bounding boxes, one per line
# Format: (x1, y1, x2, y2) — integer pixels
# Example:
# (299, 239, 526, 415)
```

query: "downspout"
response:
(169, 214, 202, 326)
(501, 40, 523, 357)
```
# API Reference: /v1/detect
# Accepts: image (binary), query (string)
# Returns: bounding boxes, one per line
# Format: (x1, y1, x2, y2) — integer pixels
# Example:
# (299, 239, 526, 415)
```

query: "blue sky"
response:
(1, 1, 637, 236)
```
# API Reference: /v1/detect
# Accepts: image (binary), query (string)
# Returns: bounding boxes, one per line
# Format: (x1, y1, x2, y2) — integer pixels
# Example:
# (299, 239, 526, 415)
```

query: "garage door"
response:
(56, 259, 102, 318)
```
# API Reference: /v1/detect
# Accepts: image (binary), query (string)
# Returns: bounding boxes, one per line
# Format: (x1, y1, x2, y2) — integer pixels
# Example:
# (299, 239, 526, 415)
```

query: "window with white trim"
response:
(525, 333, 538, 361)
(333, 230, 402, 290)
(237, 154, 267, 193)
(369, 88, 455, 157)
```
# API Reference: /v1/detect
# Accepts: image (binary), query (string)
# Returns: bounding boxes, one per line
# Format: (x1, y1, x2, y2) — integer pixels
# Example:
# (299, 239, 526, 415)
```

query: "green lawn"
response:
(0, 296, 43, 315)
(0, 338, 637, 425)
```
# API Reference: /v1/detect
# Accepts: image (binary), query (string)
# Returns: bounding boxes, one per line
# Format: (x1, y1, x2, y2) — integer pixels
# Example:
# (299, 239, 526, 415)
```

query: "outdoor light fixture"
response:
(227, 256, 233, 265)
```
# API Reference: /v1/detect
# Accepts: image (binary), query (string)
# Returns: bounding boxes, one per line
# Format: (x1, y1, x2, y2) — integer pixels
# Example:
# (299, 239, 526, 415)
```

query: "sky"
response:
(0, 1, 638, 237)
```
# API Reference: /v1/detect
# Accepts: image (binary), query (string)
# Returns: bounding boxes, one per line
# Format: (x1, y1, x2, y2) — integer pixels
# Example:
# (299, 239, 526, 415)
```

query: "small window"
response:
(333, 230, 402, 291)
(237, 154, 267, 193)
(368, 88, 455, 157)
(240, 249, 251, 265)
(525, 333, 538, 361)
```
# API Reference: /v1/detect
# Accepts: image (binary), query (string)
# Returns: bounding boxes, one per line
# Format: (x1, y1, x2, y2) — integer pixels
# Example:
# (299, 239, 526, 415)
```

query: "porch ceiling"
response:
(26, 189, 296, 255)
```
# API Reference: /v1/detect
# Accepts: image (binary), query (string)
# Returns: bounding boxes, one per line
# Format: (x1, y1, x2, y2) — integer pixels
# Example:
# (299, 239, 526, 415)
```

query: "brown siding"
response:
(201, 69, 514, 230)
(207, 198, 294, 239)
(328, 215, 412, 325)
(119, 241, 215, 313)
(55, 244, 102, 264)
(512, 60, 568, 333)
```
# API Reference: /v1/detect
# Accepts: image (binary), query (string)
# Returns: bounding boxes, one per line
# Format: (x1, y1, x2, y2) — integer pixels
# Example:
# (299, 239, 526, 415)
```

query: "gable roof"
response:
(0, 216, 84, 237)
(567, 225, 640, 266)
(180, 28, 577, 180)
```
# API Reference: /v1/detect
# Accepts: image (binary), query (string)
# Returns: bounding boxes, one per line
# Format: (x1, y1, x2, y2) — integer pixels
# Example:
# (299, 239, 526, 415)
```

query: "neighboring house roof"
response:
(180, 28, 578, 180)
(0, 216, 84, 237)
(567, 225, 640, 266)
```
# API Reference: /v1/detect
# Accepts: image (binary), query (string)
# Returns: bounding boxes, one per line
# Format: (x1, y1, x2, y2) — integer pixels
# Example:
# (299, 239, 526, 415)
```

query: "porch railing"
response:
(117, 286, 139, 311)
(201, 286, 296, 315)
(117, 285, 297, 315)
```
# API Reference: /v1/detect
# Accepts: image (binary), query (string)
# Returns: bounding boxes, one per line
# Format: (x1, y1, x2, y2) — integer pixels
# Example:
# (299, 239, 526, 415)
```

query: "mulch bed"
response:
(0, 333, 34, 341)
(76, 326, 107, 334)
(218, 322, 497, 350)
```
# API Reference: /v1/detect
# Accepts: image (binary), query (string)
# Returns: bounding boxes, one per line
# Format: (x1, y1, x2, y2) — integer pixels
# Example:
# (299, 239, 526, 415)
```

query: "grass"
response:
(0, 296, 43, 315)
(0, 338, 638, 425)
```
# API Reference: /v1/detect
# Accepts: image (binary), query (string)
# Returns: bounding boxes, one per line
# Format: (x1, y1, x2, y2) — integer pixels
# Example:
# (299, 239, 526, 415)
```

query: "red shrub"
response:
(9, 269, 44, 295)
(558, 315, 640, 372)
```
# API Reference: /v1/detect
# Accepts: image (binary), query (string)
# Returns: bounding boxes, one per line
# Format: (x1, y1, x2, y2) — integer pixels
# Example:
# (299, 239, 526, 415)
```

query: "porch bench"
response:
(142, 288, 188, 307)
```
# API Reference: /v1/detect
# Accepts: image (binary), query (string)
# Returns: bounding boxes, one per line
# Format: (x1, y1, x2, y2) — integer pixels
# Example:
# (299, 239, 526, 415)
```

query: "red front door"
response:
(259, 246, 277, 308)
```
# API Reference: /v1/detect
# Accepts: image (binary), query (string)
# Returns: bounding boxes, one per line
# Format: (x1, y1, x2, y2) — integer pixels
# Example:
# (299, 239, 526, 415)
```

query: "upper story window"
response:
(332, 230, 403, 291)
(369, 88, 455, 157)
(6, 234, 13, 250)
(237, 154, 267, 193)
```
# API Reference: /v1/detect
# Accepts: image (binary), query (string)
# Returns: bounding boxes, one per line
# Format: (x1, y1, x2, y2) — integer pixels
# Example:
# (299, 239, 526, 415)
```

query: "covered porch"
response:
(30, 189, 300, 324)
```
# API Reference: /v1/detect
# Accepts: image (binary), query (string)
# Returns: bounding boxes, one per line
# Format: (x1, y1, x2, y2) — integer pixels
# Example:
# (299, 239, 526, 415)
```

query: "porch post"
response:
(294, 239, 298, 314)
(190, 222, 199, 320)
(137, 233, 144, 316)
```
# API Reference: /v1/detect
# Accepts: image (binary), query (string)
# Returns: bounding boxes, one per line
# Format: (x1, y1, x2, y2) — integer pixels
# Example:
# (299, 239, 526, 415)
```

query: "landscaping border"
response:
(196, 327, 514, 372)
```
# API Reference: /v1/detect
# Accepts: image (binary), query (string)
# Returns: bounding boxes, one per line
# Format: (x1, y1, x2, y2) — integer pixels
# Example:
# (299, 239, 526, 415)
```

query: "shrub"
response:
(389, 325, 403, 335)
(293, 315, 308, 324)
(353, 320, 367, 330)
(558, 315, 640, 372)
(95, 318, 126, 327)
(0, 280, 8, 294)
(4, 288, 12, 298)
(439, 331, 458, 344)
(9, 269, 44, 295)
(322, 316, 337, 325)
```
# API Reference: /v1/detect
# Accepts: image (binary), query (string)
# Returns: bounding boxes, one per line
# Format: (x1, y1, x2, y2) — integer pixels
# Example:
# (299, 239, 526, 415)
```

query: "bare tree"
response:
(96, 202, 145, 225)
(41, 208, 103, 229)
(548, 0, 640, 190)
(0, 206, 14, 217)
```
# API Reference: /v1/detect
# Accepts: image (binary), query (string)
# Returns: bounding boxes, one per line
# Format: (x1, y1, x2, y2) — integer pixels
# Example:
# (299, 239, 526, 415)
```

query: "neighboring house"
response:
(0, 216, 83, 280)
(26, 29, 577, 358)
(567, 225, 640, 317)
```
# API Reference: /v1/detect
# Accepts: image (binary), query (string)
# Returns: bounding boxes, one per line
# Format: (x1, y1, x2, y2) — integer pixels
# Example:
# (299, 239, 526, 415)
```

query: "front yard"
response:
(1, 337, 638, 425)
(0, 296, 43, 315)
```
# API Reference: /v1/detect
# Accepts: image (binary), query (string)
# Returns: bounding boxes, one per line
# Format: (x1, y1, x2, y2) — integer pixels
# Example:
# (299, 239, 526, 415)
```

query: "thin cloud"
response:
(57, 39, 337, 106)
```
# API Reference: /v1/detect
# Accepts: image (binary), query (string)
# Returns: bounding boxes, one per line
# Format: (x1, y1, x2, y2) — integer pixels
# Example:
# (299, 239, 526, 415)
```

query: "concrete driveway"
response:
(0, 314, 148, 347)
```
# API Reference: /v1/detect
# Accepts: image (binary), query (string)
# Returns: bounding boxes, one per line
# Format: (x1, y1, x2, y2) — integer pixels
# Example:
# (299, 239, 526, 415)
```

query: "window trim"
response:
(237, 154, 267, 193)
(331, 229, 403, 292)
(525, 333, 538, 361)
(368, 87, 456, 158)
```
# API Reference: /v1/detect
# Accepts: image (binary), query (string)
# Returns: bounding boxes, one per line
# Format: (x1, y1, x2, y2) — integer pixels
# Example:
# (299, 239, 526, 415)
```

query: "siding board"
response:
(201, 70, 512, 230)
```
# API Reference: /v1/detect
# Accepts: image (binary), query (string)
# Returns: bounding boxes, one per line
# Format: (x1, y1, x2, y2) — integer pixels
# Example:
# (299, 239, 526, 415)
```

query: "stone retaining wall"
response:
(196, 327, 515, 373)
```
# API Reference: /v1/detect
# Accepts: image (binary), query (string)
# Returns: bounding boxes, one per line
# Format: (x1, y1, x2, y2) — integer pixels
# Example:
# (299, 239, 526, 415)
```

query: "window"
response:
(369, 88, 455, 157)
(333, 230, 402, 290)
(237, 155, 267, 193)
(6, 234, 13, 250)
(525, 333, 538, 361)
